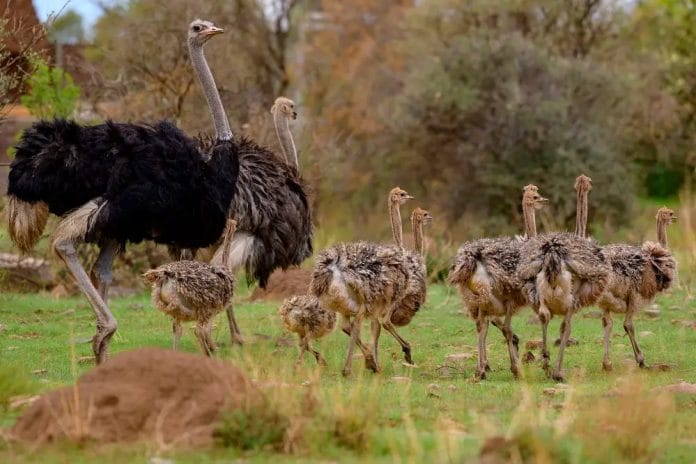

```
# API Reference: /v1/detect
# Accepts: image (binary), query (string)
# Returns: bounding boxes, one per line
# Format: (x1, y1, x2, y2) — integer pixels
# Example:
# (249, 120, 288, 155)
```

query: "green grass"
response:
(0, 283, 695, 463)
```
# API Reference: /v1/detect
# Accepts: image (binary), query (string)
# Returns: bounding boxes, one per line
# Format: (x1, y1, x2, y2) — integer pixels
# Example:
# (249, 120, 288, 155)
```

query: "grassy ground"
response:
(0, 280, 695, 463)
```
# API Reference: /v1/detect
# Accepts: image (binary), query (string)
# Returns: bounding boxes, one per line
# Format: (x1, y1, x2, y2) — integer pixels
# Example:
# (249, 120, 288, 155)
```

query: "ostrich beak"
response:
(203, 26, 224, 36)
(406, 195, 414, 200)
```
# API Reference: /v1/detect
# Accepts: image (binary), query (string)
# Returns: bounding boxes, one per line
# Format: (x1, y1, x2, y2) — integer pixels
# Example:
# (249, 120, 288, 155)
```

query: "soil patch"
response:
(250, 268, 312, 301)
(11, 348, 260, 447)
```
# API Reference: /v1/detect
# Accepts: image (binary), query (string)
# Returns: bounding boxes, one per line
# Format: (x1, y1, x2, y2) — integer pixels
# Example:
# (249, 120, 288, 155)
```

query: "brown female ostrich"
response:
(278, 295, 336, 366)
(270, 96, 298, 168)
(518, 185, 610, 381)
(207, 94, 312, 345)
(144, 219, 237, 356)
(597, 208, 677, 370)
(449, 185, 548, 380)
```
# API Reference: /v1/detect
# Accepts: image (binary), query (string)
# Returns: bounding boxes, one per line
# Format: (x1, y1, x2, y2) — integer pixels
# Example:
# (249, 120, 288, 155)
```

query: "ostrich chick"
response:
(279, 295, 337, 366)
(144, 219, 237, 356)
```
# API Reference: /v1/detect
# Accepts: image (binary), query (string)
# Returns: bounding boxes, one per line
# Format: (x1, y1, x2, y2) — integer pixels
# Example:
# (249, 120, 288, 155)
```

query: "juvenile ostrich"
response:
(144, 219, 237, 356)
(449, 185, 548, 380)
(518, 187, 610, 381)
(207, 95, 312, 344)
(597, 208, 677, 370)
(278, 295, 337, 366)
(7, 20, 238, 363)
(309, 197, 433, 376)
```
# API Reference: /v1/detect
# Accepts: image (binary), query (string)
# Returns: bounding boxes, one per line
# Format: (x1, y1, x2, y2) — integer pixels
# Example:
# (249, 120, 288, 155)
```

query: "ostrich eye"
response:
(193, 25, 202, 32)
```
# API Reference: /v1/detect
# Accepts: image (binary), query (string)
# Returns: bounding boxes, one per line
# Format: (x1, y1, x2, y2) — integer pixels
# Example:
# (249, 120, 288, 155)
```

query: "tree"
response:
(47, 9, 84, 45)
(20, 57, 80, 119)
(87, 0, 300, 143)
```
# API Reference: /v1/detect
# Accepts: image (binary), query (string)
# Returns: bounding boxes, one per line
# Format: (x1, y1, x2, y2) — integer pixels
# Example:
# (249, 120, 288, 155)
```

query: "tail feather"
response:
(448, 253, 477, 286)
(7, 196, 49, 254)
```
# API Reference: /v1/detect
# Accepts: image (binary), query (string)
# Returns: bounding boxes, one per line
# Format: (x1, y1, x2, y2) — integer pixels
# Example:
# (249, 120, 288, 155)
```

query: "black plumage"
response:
(8, 119, 239, 249)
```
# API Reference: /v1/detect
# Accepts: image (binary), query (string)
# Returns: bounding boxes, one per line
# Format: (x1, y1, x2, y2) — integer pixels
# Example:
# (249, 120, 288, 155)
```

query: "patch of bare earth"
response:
(10, 348, 260, 447)
(250, 268, 312, 302)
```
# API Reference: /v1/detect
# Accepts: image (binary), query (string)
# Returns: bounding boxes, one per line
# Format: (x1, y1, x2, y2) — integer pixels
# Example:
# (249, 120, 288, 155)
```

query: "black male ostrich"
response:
(6, 20, 239, 364)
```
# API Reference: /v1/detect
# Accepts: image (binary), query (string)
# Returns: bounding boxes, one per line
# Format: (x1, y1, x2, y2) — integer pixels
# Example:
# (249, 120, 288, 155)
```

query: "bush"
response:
(20, 57, 80, 119)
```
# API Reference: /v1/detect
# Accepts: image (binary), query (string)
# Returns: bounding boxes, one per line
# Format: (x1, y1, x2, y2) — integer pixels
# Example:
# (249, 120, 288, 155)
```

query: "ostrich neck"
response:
(657, 218, 669, 248)
(523, 202, 537, 238)
(575, 190, 588, 238)
(389, 200, 403, 249)
(220, 223, 236, 269)
(189, 43, 232, 141)
(273, 110, 298, 169)
(413, 218, 425, 258)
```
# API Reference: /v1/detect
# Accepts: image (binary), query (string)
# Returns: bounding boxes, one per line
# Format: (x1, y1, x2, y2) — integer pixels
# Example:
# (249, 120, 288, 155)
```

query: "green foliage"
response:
(213, 398, 289, 451)
(0, 363, 35, 410)
(20, 58, 80, 119)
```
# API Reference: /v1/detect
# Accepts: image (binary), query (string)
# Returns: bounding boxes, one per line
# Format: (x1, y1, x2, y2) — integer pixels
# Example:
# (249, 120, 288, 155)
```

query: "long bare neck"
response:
(523, 202, 537, 238)
(413, 217, 425, 258)
(389, 200, 403, 249)
(575, 190, 588, 238)
(657, 218, 669, 248)
(273, 110, 298, 169)
(220, 222, 236, 269)
(188, 42, 232, 141)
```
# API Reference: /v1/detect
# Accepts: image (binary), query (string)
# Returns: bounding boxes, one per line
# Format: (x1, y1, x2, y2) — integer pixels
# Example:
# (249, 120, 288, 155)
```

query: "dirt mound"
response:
(11, 348, 260, 447)
(250, 268, 312, 301)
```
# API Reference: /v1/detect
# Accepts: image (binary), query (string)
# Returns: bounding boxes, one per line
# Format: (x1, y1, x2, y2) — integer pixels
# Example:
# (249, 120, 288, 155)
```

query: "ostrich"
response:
(143, 219, 237, 356)
(449, 185, 548, 380)
(309, 200, 433, 376)
(278, 295, 337, 366)
(207, 95, 312, 344)
(596, 208, 677, 370)
(270, 96, 298, 168)
(6, 20, 240, 363)
(574, 175, 592, 238)
(517, 186, 610, 381)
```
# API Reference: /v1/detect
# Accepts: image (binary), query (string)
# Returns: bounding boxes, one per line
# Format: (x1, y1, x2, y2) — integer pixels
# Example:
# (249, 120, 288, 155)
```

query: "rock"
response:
(31, 369, 47, 376)
(0, 252, 55, 290)
(526, 315, 539, 325)
(522, 351, 535, 363)
(639, 331, 654, 337)
(127, 303, 144, 311)
(391, 376, 411, 383)
(78, 356, 94, 365)
(149, 457, 175, 464)
(447, 384, 457, 391)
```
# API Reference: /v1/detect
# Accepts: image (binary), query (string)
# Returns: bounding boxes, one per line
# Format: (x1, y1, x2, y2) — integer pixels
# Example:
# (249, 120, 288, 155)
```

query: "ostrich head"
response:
(187, 19, 224, 47)
(522, 184, 548, 210)
(574, 174, 592, 194)
(656, 207, 677, 225)
(389, 187, 414, 206)
(271, 96, 298, 120)
(411, 207, 433, 226)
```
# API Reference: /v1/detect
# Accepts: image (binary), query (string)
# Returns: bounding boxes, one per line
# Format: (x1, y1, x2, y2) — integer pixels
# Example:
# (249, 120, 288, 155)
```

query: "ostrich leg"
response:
(91, 240, 120, 303)
(225, 304, 244, 345)
(54, 239, 117, 364)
